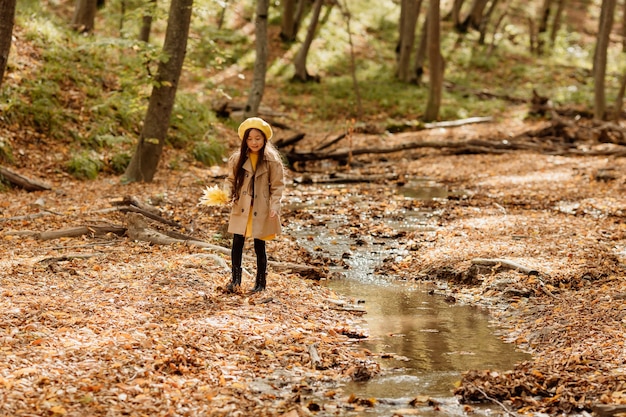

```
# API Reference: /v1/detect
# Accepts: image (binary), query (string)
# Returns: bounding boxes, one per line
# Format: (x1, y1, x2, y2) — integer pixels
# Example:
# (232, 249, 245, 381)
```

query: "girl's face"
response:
(246, 129, 266, 154)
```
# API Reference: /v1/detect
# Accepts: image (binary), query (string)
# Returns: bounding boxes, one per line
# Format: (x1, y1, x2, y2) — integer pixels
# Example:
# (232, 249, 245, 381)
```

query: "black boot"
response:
(251, 272, 266, 293)
(252, 239, 267, 293)
(227, 266, 242, 293)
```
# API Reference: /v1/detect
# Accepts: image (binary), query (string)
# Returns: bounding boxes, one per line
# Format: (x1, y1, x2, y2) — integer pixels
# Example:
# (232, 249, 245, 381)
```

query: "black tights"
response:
(231, 234, 267, 276)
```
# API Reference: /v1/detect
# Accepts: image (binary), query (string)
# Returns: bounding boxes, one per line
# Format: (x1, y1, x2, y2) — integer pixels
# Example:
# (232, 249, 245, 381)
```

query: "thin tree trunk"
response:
(0, 0, 16, 88)
(413, 15, 428, 83)
(424, 0, 443, 121)
(292, 0, 323, 82)
(124, 0, 193, 182)
(217, 0, 228, 29)
(594, 0, 617, 120)
(139, 0, 157, 42)
(71, 0, 98, 33)
(293, 0, 309, 39)
(486, 5, 508, 57)
(623, 0, 626, 53)
(397, 0, 421, 82)
(280, 0, 298, 41)
(460, 0, 489, 31)
(536, 0, 552, 54)
(244, 0, 270, 117)
(613, 70, 626, 122)
(342, 0, 362, 117)
(450, 0, 465, 29)
(549, 0, 564, 46)
(477, 0, 498, 45)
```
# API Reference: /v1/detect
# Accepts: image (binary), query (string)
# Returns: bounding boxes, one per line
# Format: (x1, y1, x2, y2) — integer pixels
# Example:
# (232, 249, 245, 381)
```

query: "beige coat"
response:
(225, 150, 285, 238)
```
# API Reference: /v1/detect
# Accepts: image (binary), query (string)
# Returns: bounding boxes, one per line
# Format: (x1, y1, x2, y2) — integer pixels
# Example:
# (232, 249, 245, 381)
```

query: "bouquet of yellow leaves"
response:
(198, 185, 229, 206)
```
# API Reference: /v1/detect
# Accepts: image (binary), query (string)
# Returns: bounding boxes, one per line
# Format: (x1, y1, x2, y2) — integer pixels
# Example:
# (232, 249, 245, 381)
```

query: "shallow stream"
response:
(287, 180, 531, 416)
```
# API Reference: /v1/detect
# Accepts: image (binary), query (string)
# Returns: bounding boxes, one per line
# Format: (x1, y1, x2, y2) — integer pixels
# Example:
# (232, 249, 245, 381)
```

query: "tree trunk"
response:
(342, 0, 362, 116)
(424, 0, 443, 121)
(138, 0, 157, 42)
(413, 15, 428, 83)
(0, 0, 16, 88)
(293, 0, 309, 39)
(450, 0, 465, 29)
(124, 0, 193, 182)
(622, 0, 626, 53)
(594, 0, 617, 120)
(460, 0, 489, 31)
(549, 0, 564, 46)
(244, 0, 270, 118)
(292, 0, 323, 82)
(71, 0, 98, 33)
(280, 0, 298, 41)
(535, 0, 552, 54)
(477, 0, 498, 45)
(613, 70, 626, 122)
(397, 0, 421, 82)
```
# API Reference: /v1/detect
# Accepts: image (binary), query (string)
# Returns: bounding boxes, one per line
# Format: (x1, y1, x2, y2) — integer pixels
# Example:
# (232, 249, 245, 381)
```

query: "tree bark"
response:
(124, 0, 193, 182)
(138, 0, 157, 42)
(397, 0, 421, 82)
(594, 0, 617, 120)
(424, 0, 443, 121)
(449, 0, 465, 29)
(477, 0, 498, 45)
(535, 0, 552, 54)
(460, 0, 489, 31)
(71, 0, 98, 33)
(0, 0, 16, 88)
(413, 15, 428, 83)
(0, 166, 51, 191)
(292, 0, 323, 82)
(549, 0, 564, 46)
(280, 0, 298, 41)
(244, 0, 270, 118)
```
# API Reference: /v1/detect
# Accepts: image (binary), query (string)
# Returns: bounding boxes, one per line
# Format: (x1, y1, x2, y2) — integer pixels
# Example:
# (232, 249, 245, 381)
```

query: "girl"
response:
(225, 117, 285, 293)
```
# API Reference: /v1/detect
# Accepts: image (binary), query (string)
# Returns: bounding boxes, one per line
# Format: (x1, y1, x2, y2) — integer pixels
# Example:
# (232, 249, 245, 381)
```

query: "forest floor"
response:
(1, 110, 626, 417)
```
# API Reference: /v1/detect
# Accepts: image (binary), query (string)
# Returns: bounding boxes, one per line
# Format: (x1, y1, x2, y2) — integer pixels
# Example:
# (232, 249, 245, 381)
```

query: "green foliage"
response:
(192, 136, 225, 166)
(66, 151, 105, 180)
(0, 138, 13, 164)
(168, 93, 218, 149)
(110, 152, 132, 174)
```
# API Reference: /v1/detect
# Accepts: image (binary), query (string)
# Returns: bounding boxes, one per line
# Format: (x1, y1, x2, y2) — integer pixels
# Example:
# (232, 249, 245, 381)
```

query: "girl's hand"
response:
(269, 210, 277, 218)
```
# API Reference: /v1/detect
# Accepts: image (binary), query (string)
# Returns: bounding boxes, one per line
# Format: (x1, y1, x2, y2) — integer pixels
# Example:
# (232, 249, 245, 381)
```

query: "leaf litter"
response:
(1, 122, 626, 416)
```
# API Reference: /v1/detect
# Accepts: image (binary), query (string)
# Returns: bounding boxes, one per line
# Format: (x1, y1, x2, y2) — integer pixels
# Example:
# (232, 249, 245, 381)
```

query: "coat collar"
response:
(243, 155, 269, 175)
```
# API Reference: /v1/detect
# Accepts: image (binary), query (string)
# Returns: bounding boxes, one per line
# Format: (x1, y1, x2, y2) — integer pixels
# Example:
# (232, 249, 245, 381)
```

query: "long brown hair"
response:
(232, 128, 267, 200)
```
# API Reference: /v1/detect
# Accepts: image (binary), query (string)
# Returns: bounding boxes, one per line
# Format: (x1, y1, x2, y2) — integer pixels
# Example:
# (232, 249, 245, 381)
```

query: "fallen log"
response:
(274, 133, 306, 148)
(0, 166, 51, 191)
(472, 258, 539, 275)
(293, 172, 399, 184)
(125, 213, 319, 276)
(284, 138, 525, 163)
(36, 225, 127, 241)
(38, 253, 103, 264)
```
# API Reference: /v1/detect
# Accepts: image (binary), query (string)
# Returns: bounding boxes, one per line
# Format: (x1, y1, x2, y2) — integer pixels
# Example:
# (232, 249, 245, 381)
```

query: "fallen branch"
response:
(468, 383, 519, 417)
(471, 258, 539, 275)
(125, 213, 319, 276)
(37, 253, 104, 264)
(36, 225, 127, 241)
(0, 212, 53, 223)
(0, 166, 51, 191)
(284, 137, 532, 163)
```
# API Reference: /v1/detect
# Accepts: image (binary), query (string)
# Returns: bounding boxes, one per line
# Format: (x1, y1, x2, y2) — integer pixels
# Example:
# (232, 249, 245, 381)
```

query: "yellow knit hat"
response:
(238, 117, 273, 141)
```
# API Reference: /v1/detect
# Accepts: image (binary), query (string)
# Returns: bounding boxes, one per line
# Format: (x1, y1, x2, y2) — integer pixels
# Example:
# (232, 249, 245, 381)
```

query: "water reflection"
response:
(326, 277, 530, 415)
